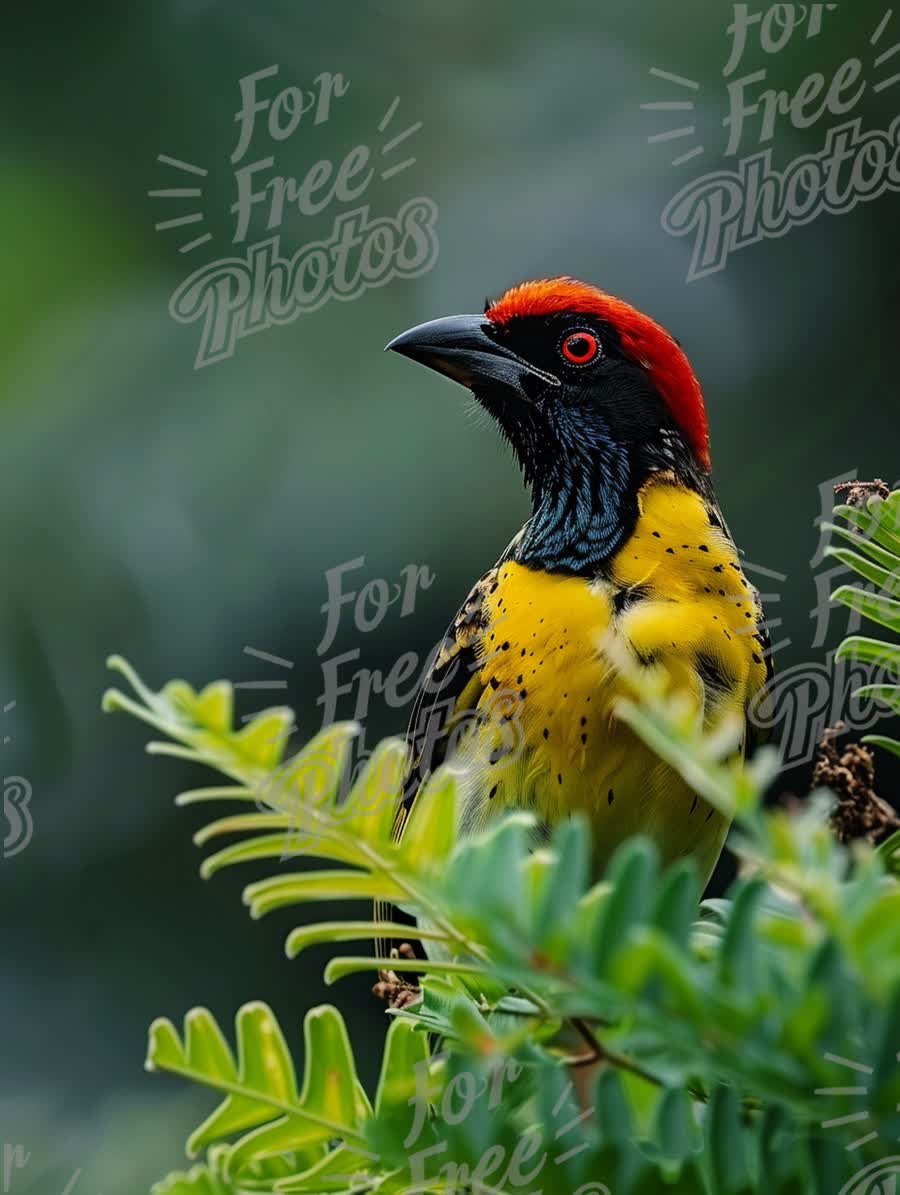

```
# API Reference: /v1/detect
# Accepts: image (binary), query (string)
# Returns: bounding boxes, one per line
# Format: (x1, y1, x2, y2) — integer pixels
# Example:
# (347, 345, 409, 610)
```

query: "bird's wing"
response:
(395, 565, 500, 837)
(372, 534, 524, 959)
(394, 528, 526, 841)
(745, 575, 776, 752)
(701, 488, 775, 751)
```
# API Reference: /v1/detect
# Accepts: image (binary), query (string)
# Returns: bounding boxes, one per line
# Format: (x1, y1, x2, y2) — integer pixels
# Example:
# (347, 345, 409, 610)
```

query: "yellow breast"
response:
(453, 478, 767, 881)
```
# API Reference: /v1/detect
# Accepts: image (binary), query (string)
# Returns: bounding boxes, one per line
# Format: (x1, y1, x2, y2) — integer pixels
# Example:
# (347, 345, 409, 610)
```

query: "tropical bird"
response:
(384, 277, 771, 897)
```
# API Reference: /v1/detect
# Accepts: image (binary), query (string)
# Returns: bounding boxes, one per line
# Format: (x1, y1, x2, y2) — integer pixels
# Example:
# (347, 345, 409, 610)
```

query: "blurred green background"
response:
(1, 1, 898, 1188)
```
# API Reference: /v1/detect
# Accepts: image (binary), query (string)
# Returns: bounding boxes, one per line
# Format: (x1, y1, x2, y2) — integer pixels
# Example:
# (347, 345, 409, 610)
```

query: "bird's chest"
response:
(474, 562, 618, 785)
(457, 558, 638, 869)
(461, 482, 764, 853)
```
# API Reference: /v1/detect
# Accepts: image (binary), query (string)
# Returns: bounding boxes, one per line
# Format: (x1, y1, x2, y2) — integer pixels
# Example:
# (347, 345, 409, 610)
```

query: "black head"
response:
(386, 277, 711, 571)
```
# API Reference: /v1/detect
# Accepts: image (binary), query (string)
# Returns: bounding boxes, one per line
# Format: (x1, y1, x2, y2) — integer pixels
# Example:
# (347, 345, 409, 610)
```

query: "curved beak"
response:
(385, 314, 559, 397)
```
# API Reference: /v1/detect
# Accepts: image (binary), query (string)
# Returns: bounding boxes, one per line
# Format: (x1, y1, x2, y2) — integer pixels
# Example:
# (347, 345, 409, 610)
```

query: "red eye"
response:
(561, 330, 600, 365)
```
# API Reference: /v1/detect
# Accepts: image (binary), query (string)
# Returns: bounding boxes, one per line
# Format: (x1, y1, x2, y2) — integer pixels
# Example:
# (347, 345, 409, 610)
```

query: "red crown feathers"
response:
(486, 278, 711, 471)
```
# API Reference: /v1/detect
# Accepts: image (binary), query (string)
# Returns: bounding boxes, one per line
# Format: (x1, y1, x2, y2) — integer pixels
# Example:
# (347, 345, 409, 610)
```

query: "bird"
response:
(383, 276, 771, 899)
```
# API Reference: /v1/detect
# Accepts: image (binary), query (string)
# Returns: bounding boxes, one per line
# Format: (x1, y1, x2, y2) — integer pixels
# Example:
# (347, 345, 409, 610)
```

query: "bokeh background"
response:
(1, 2, 898, 1189)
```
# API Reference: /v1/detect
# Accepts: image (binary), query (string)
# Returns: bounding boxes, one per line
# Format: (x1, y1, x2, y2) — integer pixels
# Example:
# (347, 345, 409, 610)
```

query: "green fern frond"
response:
(146, 1002, 433, 1190)
(829, 490, 900, 762)
(105, 479, 900, 1195)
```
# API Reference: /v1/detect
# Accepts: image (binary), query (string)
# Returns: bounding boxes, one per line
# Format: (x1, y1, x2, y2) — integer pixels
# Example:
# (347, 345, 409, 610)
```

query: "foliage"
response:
(103, 492, 900, 1195)
(828, 489, 900, 874)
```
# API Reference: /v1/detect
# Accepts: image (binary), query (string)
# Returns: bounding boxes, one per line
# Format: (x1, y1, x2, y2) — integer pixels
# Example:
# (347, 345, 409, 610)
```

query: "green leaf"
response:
(146, 1001, 370, 1170)
(861, 734, 900, 760)
(299, 1005, 370, 1127)
(400, 765, 458, 868)
(373, 1018, 431, 1118)
(324, 956, 486, 985)
(194, 813, 296, 847)
(193, 682, 234, 735)
(230, 708, 296, 770)
(654, 1086, 698, 1165)
(718, 879, 764, 994)
(340, 738, 407, 847)
(832, 586, 900, 635)
(593, 838, 659, 974)
(825, 544, 900, 598)
(592, 1069, 635, 1147)
(533, 816, 591, 944)
(834, 502, 900, 558)
(257, 722, 360, 811)
(835, 636, 900, 676)
(224, 1116, 325, 1180)
(188, 1002, 300, 1156)
(821, 522, 900, 575)
(854, 684, 900, 717)
(708, 1086, 752, 1195)
(285, 921, 448, 959)
(151, 1149, 234, 1194)
(652, 859, 700, 948)
(201, 836, 369, 880)
(876, 827, 900, 873)
(242, 870, 406, 914)
(273, 1145, 397, 1194)
(175, 786, 257, 806)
